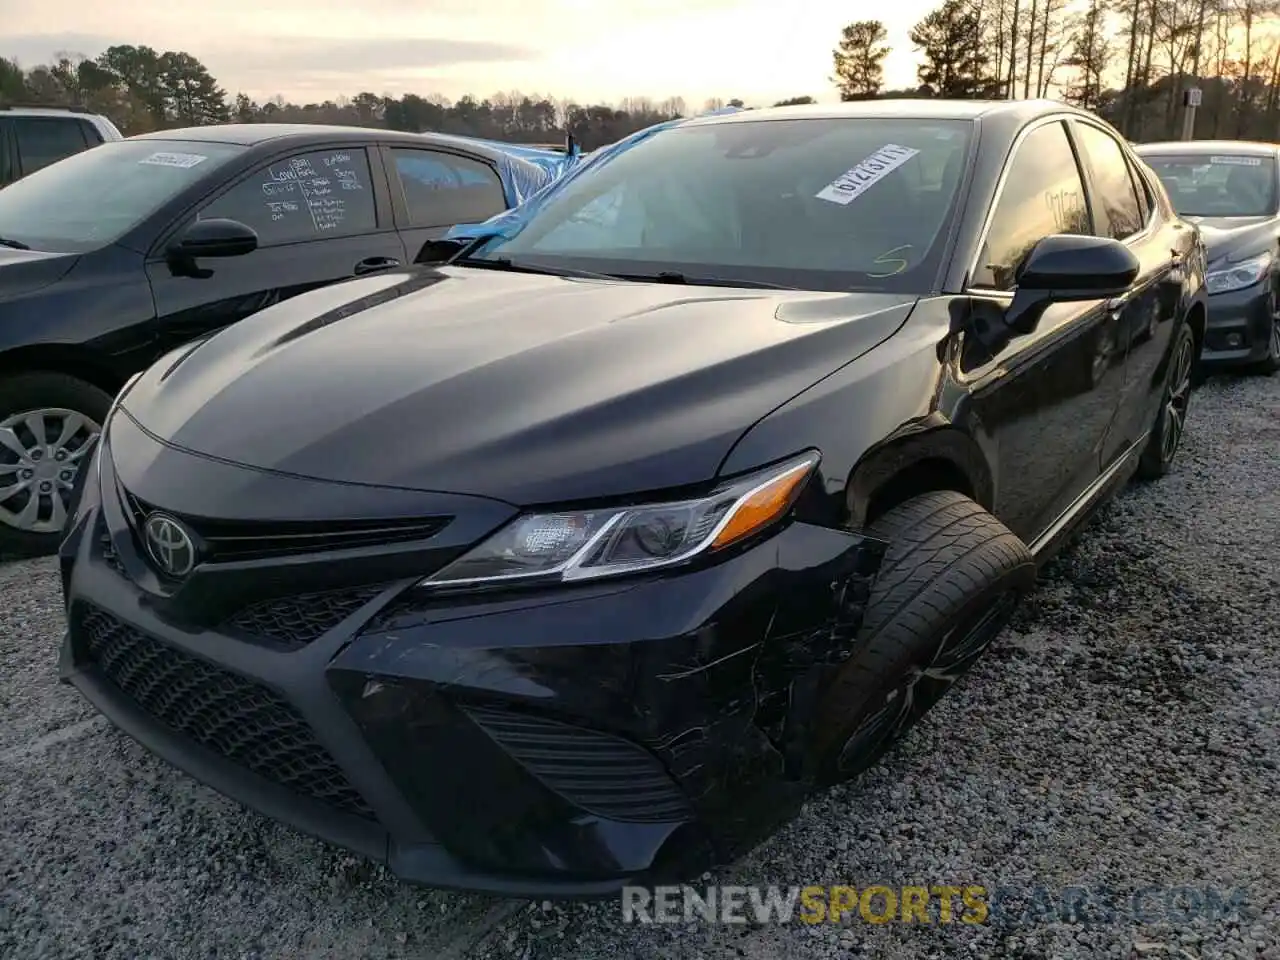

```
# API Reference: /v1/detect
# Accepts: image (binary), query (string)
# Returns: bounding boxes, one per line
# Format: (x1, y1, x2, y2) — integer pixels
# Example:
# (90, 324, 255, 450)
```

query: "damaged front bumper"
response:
(60, 463, 885, 896)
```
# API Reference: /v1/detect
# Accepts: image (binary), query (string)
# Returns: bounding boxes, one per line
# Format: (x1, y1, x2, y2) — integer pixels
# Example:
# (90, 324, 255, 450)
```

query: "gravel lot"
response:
(2, 372, 1278, 960)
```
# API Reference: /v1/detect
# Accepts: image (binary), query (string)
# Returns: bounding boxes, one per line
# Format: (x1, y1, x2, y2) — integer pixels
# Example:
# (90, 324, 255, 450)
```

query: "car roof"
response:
(127, 123, 525, 162)
(1135, 139, 1280, 155)
(0, 104, 111, 119)
(679, 98, 1092, 127)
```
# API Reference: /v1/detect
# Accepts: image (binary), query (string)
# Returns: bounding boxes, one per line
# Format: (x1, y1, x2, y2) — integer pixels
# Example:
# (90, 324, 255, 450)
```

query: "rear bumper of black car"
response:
(1201, 284, 1274, 368)
(58, 429, 885, 897)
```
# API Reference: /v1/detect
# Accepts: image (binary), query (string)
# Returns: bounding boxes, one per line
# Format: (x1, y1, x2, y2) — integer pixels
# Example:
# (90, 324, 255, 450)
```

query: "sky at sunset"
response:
(1, 0, 942, 106)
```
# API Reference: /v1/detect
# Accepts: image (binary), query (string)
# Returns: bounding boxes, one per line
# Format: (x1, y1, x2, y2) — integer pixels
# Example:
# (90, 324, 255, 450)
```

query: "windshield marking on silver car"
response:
(138, 152, 209, 169)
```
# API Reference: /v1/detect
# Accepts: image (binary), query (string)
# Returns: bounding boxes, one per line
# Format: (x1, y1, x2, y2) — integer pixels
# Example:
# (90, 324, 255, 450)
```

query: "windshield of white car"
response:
(0, 139, 247, 253)
(465, 117, 974, 294)
(1144, 154, 1279, 218)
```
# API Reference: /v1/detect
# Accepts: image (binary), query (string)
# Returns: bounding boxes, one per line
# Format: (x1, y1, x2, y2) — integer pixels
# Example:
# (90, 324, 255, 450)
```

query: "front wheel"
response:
(0, 372, 112, 558)
(1250, 300, 1280, 376)
(810, 491, 1036, 786)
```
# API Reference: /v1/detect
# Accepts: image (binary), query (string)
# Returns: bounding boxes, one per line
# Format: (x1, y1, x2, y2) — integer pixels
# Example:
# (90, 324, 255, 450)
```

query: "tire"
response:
(1136, 321, 1196, 482)
(0, 372, 113, 558)
(1249, 298, 1280, 376)
(811, 491, 1036, 786)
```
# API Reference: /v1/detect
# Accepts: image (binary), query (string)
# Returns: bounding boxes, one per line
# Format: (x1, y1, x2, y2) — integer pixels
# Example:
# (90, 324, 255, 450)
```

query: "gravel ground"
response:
(2, 372, 1278, 960)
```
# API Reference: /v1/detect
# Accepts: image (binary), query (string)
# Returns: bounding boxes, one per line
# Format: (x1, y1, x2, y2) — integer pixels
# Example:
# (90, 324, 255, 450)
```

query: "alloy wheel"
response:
(0, 408, 100, 534)
(1161, 334, 1194, 464)
(834, 591, 1018, 775)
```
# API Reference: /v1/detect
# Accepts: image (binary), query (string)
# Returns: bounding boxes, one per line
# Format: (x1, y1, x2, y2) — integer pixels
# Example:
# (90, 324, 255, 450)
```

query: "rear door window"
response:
(13, 117, 91, 176)
(1072, 122, 1146, 240)
(389, 148, 507, 226)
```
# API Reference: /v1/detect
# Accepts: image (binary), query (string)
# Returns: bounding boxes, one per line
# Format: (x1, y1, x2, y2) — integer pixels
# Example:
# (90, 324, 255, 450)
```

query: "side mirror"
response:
(167, 218, 258, 261)
(415, 238, 467, 264)
(1005, 234, 1140, 334)
(415, 230, 501, 265)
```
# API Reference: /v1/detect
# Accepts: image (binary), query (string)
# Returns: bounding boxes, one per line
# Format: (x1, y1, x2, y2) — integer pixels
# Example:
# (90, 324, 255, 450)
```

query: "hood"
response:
(0, 246, 79, 299)
(1185, 216, 1279, 265)
(121, 267, 915, 505)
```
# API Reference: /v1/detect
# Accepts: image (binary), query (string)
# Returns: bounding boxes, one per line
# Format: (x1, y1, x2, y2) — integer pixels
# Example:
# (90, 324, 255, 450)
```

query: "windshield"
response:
(467, 118, 974, 293)
(0, 139, 246, 253)
(1143, 153, 1279, 218)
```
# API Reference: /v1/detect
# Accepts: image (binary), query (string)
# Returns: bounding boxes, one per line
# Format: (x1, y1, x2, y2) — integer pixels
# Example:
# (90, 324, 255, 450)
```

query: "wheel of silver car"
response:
(1137, 322, 1196, 481)
(0, 372, 112, 557)
(1254, 297, 1280, 375)
(811, 490, 1036, 786)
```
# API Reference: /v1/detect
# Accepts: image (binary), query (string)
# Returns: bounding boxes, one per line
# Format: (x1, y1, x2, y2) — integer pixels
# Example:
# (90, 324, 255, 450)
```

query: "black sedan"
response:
(0, 124, 563, 555)
(59, 100, 1206, 897)
(1136, 140, 1280, 376)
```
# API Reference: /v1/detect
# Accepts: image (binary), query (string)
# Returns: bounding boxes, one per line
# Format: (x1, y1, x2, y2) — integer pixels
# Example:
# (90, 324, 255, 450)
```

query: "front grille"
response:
(76, 606, 375, 820)
(122, 490, 450, 563)
(465, 706, 691, 823)
(225, 585, 388, 648)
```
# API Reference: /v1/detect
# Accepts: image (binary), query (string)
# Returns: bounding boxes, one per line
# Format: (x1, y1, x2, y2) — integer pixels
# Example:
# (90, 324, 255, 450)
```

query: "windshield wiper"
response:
(457, 257, 618, 282)
(0, 237, 31, 251)
(613, 271, 797, 290)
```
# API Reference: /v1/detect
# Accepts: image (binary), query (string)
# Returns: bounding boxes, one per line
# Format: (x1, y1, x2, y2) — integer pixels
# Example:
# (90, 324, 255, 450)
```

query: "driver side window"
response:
(197, 148, 378, 247)
(973, 121, 1092, 291)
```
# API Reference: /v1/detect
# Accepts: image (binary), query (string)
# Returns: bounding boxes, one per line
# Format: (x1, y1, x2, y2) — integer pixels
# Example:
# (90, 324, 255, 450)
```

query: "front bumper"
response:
(1202, 282, 1274, 368)
(59, 422, 885, 897)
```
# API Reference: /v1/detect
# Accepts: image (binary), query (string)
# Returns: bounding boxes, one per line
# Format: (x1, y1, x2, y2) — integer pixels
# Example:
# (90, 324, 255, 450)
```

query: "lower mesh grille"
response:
(464, 706, 691, 823)
(225, 585, 387, 648)
(77, 605, 375, 820)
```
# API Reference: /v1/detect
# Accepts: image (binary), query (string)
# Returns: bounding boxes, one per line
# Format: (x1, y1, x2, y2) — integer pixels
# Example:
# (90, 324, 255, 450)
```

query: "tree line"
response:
(0, 45, 763, 149)
(833, 0, 1280, 141)
(5, 0, 1280, 149)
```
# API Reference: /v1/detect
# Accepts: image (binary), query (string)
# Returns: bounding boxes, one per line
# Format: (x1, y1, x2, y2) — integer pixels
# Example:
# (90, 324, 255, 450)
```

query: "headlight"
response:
(1206, 250, 1273, 294)
(422, 451, 820, 588)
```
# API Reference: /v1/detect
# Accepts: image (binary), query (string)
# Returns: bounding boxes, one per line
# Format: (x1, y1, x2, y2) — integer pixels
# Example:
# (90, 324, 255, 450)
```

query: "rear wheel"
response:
(0, 372, 111, 557)
(811, 491, 1036, 786)
(1137, 322, 1196, 481)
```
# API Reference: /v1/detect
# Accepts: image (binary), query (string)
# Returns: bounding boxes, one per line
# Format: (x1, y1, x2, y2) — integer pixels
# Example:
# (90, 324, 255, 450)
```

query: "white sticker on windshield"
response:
(816, 144, 921, 205)
(138, 151, 208, 169)
(1210, 156, 1262, 166)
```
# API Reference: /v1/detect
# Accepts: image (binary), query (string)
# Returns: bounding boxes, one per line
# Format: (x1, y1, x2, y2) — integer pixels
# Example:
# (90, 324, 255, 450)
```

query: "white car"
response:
(1, 105, 123, 187)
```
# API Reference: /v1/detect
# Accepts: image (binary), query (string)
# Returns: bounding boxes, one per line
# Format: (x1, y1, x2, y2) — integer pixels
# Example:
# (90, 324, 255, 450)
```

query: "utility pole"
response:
(1181, 88, 1202, 141)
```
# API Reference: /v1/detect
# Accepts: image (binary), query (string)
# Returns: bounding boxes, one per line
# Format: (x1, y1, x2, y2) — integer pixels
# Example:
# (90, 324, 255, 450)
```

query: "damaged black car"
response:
(59, 100, 1206, 897)
(1137, 140, 1280, 375)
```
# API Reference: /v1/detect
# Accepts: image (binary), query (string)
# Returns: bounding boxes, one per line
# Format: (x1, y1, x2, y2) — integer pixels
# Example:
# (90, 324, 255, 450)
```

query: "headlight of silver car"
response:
(421, 451, 820, 588)
(1205, 250, 1273, 295)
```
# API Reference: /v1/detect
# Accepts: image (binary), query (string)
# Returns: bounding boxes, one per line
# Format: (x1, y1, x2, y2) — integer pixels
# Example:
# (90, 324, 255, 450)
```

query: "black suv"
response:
(0, 123, 561, 555)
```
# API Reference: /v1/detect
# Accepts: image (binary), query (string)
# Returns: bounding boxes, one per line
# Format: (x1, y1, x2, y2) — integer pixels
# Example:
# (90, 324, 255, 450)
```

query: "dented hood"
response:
(120, 266, 915, 505)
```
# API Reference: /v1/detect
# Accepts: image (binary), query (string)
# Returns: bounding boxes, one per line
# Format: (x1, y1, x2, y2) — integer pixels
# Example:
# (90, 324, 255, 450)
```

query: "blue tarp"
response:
(443, 107, 745, 243)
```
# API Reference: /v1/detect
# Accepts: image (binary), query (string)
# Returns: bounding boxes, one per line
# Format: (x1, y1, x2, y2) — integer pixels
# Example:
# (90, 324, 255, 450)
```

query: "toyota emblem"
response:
(143, 513, 197, 578)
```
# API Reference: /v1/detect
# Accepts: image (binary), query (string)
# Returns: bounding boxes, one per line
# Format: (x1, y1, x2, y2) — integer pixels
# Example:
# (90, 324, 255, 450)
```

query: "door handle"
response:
(1105, 296, 1129, 314)
(353, 256, 401, 276)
